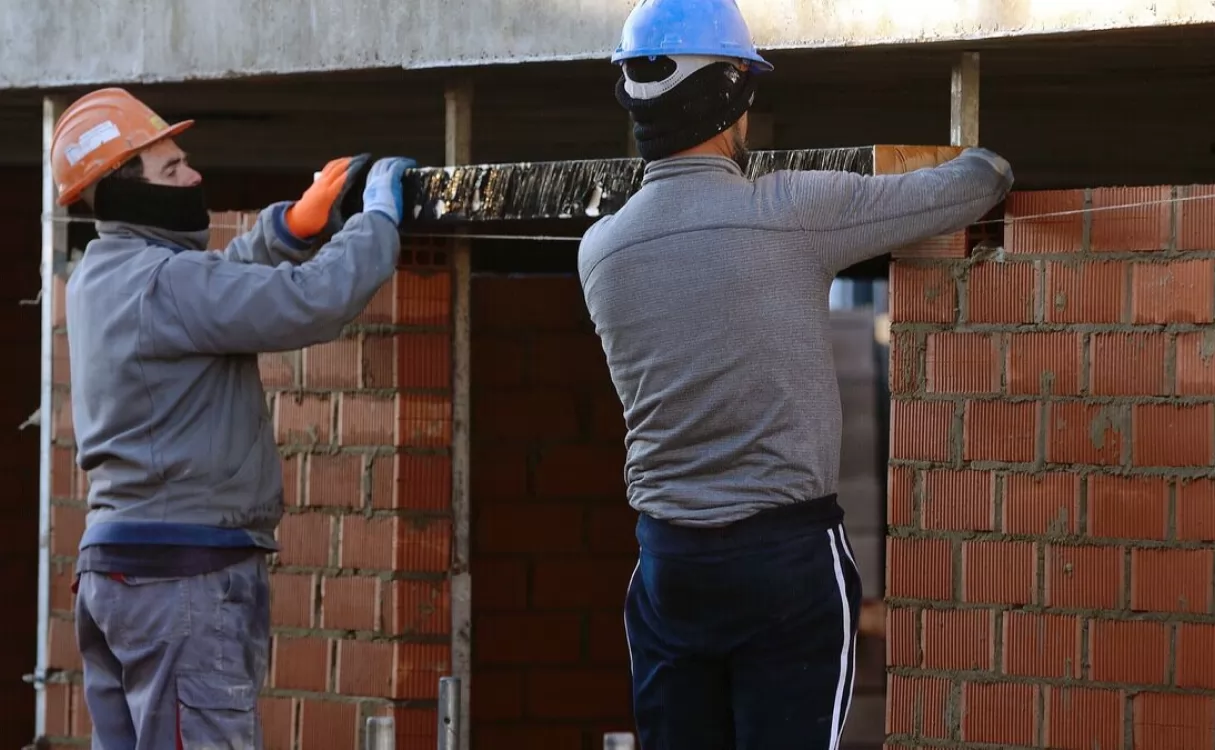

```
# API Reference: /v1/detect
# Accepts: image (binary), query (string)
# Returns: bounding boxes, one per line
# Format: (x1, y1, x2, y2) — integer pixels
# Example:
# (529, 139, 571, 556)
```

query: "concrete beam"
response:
(399, 145, 962, 225)
(4, 0, 1215, 90)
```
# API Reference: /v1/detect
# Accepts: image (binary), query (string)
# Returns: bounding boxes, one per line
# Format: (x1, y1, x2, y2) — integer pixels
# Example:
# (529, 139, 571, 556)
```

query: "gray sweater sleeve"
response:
(149, 211, 400, 356)
(220, 201, 319, 267)
(787, 147, 1015, 275)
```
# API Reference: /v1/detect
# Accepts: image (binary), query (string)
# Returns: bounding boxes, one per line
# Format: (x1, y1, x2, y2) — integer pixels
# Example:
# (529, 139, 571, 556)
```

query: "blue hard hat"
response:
(612, 0, 774, 73)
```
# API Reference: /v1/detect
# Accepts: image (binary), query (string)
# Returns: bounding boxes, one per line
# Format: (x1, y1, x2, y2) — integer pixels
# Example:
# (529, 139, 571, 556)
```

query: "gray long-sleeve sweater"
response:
(577, 149, 1013, 527)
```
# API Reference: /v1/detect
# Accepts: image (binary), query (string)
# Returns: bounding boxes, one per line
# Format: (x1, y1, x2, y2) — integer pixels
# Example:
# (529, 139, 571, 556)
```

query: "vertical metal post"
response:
(437, 676, 461, 750)
(35, 95, 67, 742)
(950, 52, 981, 148)
(444, 78, 473, 750)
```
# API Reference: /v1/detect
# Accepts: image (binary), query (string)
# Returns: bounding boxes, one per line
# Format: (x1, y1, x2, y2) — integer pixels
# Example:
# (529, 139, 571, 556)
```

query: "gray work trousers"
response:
(74, 555, 271, 750)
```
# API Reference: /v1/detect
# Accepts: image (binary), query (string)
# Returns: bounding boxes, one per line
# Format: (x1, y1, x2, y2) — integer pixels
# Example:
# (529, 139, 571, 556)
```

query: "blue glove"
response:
(362, 157, 416, 226)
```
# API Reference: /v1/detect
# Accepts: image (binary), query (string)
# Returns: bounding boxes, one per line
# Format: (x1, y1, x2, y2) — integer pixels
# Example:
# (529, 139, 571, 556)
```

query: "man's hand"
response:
(284, 154, 371, 238)
(362, 157, 417, 226)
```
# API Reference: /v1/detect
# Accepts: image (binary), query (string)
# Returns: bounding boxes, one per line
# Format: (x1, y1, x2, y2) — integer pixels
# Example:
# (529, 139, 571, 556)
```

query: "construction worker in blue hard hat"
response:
(579, 1, 1015, 748)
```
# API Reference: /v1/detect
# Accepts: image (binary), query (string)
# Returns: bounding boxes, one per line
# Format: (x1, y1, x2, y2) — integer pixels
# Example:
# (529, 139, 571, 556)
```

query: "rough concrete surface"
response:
(4, 0, 1215, 89)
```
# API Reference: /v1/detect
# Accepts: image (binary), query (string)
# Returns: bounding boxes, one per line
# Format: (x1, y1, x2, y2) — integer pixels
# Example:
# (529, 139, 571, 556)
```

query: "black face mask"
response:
(93, 178, 211, 233)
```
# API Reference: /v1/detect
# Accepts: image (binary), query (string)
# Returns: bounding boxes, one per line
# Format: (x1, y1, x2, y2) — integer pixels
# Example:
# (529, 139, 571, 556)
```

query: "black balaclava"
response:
(93, 175, 211, 235)
(616, 58, 758, 165)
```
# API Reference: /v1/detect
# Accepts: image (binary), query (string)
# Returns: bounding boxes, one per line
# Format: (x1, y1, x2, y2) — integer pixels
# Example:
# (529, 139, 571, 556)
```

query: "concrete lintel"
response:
(400, 145, 962, 225)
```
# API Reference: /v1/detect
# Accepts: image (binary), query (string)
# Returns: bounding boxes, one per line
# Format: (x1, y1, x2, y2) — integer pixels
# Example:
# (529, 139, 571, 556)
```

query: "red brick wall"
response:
(0, 167, 42, 748)
(886, 186, 1215, 748)
(469, 275, 636, 748)
(46, 215, 458, 749)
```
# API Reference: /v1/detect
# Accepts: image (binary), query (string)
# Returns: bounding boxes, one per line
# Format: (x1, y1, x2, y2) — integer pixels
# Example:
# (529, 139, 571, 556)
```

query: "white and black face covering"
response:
(616, 54, 758, 163)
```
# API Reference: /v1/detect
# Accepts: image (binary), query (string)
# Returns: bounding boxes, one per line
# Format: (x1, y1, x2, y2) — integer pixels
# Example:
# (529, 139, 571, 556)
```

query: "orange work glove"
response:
(284, 154, 371, 238)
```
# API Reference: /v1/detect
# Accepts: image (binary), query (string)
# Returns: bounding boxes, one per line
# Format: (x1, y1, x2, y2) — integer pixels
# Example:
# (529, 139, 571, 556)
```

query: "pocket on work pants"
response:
(176, 671, 258, 749)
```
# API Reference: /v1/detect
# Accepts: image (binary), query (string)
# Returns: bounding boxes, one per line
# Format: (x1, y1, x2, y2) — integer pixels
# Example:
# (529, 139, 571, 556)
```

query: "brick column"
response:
(263, 235, 456, 749)
(886, 186, 1215, 748)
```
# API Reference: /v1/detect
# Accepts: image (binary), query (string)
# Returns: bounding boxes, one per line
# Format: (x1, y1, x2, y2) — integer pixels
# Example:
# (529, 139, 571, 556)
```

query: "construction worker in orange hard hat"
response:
(53, 87, 412, 748)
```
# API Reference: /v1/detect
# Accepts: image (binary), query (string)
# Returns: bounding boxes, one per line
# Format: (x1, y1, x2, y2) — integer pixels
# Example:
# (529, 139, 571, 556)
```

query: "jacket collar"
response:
(641, 155, 744, 186)
(94, 220, 211, 253)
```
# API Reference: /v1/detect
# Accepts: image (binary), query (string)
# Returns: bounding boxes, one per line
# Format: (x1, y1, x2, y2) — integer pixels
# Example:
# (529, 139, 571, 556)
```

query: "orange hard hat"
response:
(50, 88, 194, 206)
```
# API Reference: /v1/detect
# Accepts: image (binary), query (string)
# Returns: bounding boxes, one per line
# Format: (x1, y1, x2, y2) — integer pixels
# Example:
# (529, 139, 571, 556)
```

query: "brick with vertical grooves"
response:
(1003, 473, 1078, 535)
(272, 636, 330, 692)
(397, 517, 453, 573)
(890, 400, 953, 462)
(963, 541, 1035, 605)
(1176, 624, 1215, 689)
(1177, 479, 1215, 541)
(1007, 332, 1081, 396)
(1132, 404, 1214, 467)
(887, 675, 950, 738)
(298, 700, 358, 750)
(1089, 619, 1171, 685)
(922, 609, 993, 670)
(1176, 331, 1215, 395)
(1045, 545, 1123, 609)
(889, 264, 957, 323)
(1045, 261, 1126, 324)
(1090, 332, 1169, 396)
(923, 470, 993, 531)
(963, 400, 1038, 463)
(398, 332, 452, 389)
(1131, 548, 1213, 614)
(1044, 687, 1123, 750)
(1004, 190, 1085, 254)
(967, 260, 1037, 323)
(962, 682, 1036, 745)
(886, 606, 917, 667)
(1003, 611, 1079, 679)
(1086, 475, 1168, 540)
(282, 454, 301, 506)
(889, 331, 919, 395)
(304, 339, 360, 389)
(1131, 260, 1215, 324)
(1177, 184, 1215, 250)
(391, 579, 451, 636)
(1045, 403, 1124, 466)
(887, 466, 914, 527)
(396, 453, 452, 511)
(306, 454, 364, 509)
(361, 334, 397, 389)
(338, 393, 396, 446)
(336, 639, 395, 697)
(926, 333, 998, 394)
(397, 270, 452, 327)
(397, 644, 452, 700)
(270, 573, 314, 628)
(276, 394, 333, 446)
(1132, 693, 1215, 750)
(320, 576, 379, 632)
(1089, 186, 1171, 252)
(276, 513, 333, 568)
(399, 394, 453, 448)
(886, 538, 952, 601)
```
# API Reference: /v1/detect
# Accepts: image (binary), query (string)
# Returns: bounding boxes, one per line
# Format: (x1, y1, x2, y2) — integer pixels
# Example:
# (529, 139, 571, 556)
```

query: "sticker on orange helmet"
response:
(65, 120, 121, 166)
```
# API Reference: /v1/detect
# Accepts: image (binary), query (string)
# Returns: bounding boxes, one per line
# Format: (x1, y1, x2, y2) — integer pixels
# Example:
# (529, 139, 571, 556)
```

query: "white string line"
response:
(39, 191, 1215, 243)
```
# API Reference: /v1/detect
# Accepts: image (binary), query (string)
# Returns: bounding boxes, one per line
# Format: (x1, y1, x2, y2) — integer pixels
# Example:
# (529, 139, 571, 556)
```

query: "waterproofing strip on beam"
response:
(400, 147, 879, 225)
